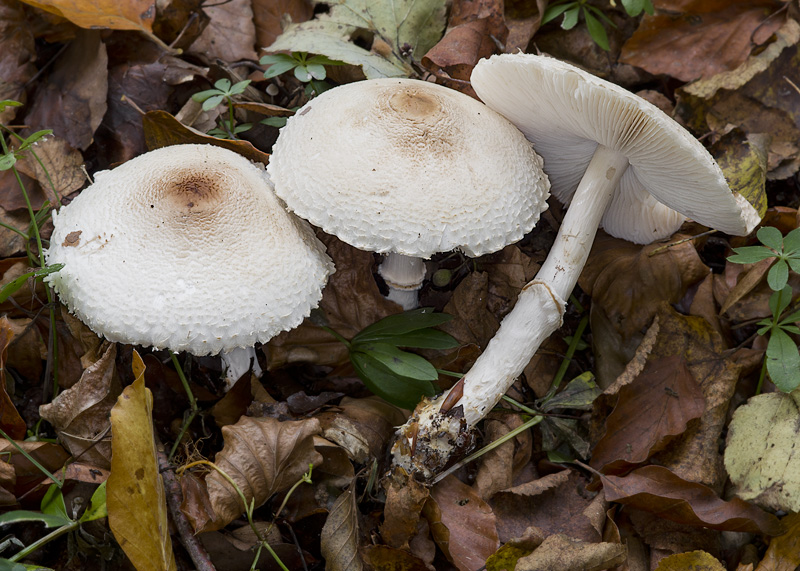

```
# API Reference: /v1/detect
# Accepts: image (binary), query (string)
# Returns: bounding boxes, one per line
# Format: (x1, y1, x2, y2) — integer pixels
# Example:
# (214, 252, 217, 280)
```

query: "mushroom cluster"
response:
(45, 144, 334, 360)
(392, 53, 761, 478)
(267, 77, 551, 309)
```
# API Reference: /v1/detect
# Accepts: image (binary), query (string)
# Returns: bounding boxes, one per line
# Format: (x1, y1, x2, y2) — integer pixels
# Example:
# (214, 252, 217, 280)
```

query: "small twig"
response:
(156, 440, 216, 571)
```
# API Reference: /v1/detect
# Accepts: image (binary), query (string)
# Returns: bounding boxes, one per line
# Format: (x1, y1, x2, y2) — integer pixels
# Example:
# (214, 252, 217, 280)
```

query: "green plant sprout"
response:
(0, 100, 62, 400)
(261, 52, 343, 101)
(542, 0, 654, 51)
(191, 79, 253, 139)
(319, 308, 459, 409)
(0, 482, 107, 566)
(178, 461, 313, 571)
(728, 226, 800, 393)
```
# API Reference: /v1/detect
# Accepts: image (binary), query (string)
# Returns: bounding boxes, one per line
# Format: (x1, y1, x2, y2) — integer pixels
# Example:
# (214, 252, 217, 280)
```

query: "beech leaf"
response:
(320, 485, 364, 571)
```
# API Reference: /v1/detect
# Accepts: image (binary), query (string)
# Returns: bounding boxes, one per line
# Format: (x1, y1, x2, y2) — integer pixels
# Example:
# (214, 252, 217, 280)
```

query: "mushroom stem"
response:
(378, 253, 427, 310)
(221, 346, 263, 391)
(392, 145, 629, 477)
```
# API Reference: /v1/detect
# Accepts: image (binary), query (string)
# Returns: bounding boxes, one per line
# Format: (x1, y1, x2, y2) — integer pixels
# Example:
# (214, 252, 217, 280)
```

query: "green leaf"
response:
(0, 100, 22, 112)
(561, 6, 580, 29)
(766, 328, 800, 392)
(266, 0, 447, 80)
(728, 245, 776, 264)
(353, 308, 453, 342)
(201, 94, 225, 111)
(307, 54, 345, 66)
(541, 2, 574, 25)
(757, 226, 784, 252)
(213, 78, 232, 92)
(0, 510, 70, 529)
(767, 260, 790, 291)
(768, 286, 793, 318)
(306, 63, 327, 80)
(261, 117, 288, 128)
(787, 258, 800, 274)
(361, 328, 458, 350)
(79, 481, 107, 523)
(191, 88, 221, 102)
(779, 308, 800, 326)
(621, 0, 645, 16)
(228, 80, 251, 95)
(353, 343, 437, 380)
(0, 153, 16, 171)
(0, 558, 28, 571)
(260, 54, 297, 65)
(40, 485, 69, 522)
(583, 8, 610, 50)
(294, 65, 312, 82)
(263, 60, 299, 78)
(0, 264, 64, 303)
(17, 130, 53, 151)
(541, 372, 600, 411)
(783, 227, 800, 253)
(350, 352, 436, 409)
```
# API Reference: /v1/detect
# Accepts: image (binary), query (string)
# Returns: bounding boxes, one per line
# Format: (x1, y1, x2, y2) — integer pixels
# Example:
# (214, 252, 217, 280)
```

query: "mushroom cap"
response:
(471, 54, 760, 244)
(267, 78, 550, 258)
(45, 144, 334, 356)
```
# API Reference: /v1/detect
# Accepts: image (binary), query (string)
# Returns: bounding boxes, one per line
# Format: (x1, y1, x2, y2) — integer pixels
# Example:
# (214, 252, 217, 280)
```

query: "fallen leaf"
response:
(253, 0, 314, 48)
(23, 29, 107, 151)
(360, 544, 431, 570)
(654, 550, 726, 571)
(474, 414, 532, 500)
(142, 109, 271, 164)
(380, 469, 430, 549)
(107, 351, 177, 571)
(724, 392, 800, 513)
(0, 317, 24, 440)
(13, 135, 85, 203)
(0, 0, 36, 123)
(590, 355, 706, 475)
(205, 415, 322, 530)
(515, 533, 626, 571)
(599, 465, 783, 535)
(18, 0, 159, 39)
(38, 343, 120, 468)
(441, 271, 500, 349)
(710, 129, 769, 220)
(755, 511, 800, 571)
(320, 484, 364, 571)
(620, 0, 783, 82)
(0, 461, 16, 506)
(424, 475, 499, 571)
(266, 0, 447, 79)
(190, 0, 257, 62)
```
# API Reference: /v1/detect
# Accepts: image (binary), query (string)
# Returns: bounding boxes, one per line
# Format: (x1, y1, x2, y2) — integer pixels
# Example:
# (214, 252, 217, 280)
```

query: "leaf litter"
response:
(0, 0, 799, 569)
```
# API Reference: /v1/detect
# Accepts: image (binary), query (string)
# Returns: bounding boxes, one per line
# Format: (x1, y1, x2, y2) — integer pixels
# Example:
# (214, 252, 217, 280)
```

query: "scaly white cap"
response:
(45, 144, 334, 355)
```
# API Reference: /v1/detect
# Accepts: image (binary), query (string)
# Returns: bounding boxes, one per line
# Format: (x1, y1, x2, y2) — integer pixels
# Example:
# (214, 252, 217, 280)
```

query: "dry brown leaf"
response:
(599, 465, 783, 535)
(590, 355, 705, 475)
(142, 109, 272, 164)
(179, 471, 215, 533)
(441, 271, 499, 349)
(516, 533, 626, 571)
(253, 0, 313, 48)
(205, 415, 322, 531)
(0, 317, 25, 440)
(13, 135, 85, 202)
(318, 396, 407, 463)
(380, 469, 430, 550)
(755, 512, 800, 571)
(0, 440, 69, 497)
(424, 475, 499, 571)
(0, 0, 36, 123)
(320, 485, 364, 571)
(360, 544, 431, 570)
(24, 29, 107, 151)
(39, 343, 120, 468)
(268, 234, 400, 370)
(19, 0, 158, 35)
(0, 461, 16, 507)
(654, 550, 725, 571)
(6, 317, 44, 385)
(620, 0, 783, 82)
(483, 244, 540, 319)
(474, 414, 531, 501)
(190, 0, 257, 62)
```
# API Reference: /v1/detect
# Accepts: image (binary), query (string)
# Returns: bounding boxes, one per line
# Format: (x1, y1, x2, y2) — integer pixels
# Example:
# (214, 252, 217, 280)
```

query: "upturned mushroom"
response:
(45, 144, 334, 371)
(267, 77, 551, 309)
(392, 53, 761, 478)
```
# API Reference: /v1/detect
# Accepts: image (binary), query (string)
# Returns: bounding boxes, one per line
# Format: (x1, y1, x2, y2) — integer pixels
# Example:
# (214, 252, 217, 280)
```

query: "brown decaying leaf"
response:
(0, 317, 25, 439)
(0, 461, 16, 507)
(252, 0, 313, 48)
(318, 396, 407, 464)
(38, 342, 120, 468)
(474, 414, 532, 501)
(598, 465, 783, 536)
(360, 544, 431, 570)
(491, 470, 605, 544)
(515, 533, 627, 571)
(424, 475, 499, 570)
(0, 165, 46, 213)
(107, 351, 177, 571)
(267, 234, 400, 370)
(654, 550, 725, 571)
(590, 355, 705, 475)
(620, 0, 783, 82)
(142, 109, 272, 164)
(190, 0, 257, 62)
(204, 415, 322, 531)
(380, 469, 430, 550)
(13, 135, 85, 202)
(320, 485, 364, 571)
(0, 440, 69, 498)
(0, 0, 36, 123)
(24, 29, 108, 151)
(441, 271, 500, 349)
(755, 511, 800, 571)
(18, 0, 157, 34)
(179, 471, 215, 533)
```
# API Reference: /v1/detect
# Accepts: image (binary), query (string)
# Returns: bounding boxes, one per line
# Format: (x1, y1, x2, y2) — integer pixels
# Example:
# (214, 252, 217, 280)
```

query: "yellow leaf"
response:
(655, 550, 725, 571)
(108, 351, 176, 571)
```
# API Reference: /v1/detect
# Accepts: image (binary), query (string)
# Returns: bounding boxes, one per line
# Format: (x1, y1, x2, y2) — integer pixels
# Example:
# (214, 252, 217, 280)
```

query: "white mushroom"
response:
(392, 54, 761, 478)
(45, 144, 334, 361)
(267, 77, 551, 309)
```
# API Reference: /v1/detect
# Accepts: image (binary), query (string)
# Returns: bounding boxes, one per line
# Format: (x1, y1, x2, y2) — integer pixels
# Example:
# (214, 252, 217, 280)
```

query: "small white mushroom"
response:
(268, 78, 551, 309)
(392, 54, 761, 478)
(45, 144, 334, 362)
